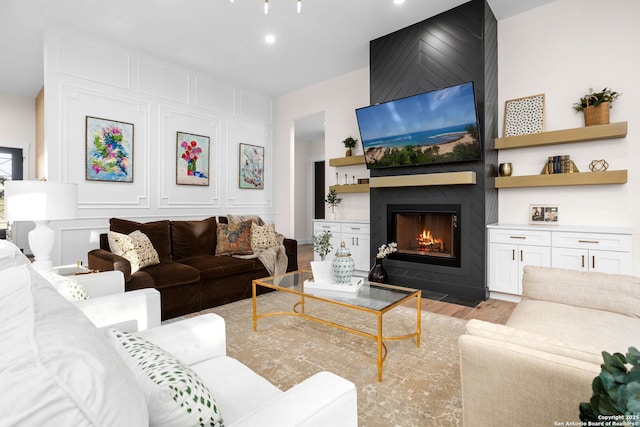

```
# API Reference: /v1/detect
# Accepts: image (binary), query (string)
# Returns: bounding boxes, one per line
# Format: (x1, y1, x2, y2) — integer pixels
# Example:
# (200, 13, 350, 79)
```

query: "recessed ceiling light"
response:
(265, 34, 276, 44)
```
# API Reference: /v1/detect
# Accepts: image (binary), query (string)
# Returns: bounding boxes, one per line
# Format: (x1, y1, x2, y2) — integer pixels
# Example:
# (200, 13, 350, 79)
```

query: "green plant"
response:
(579, 346, 640, 421)
(342, 136, 358, 149)
(325, 188, 342, 210)
(312, 231, 333, 260)
(573, 88, 621, 112)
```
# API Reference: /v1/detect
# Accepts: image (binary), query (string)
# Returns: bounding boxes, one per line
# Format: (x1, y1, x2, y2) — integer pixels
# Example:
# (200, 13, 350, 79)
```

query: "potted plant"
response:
(579, 346, 639, 421)
(573, 87, 621, 127)
(325, 188, 342, 219)
(311, 231, 334, 284)
(342, 136, 358, 157)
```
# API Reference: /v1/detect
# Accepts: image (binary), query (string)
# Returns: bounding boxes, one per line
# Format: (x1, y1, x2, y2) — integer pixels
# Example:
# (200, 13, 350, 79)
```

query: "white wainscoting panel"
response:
(138, 59, 190, 104)
(57, 33, 131, 89)
(195, 76, 236, 115)
(239, 91, 272, 125)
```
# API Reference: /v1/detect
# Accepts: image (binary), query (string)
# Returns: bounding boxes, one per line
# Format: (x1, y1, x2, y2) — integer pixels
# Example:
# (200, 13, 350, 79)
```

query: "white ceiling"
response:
(0, 0, 555, 98)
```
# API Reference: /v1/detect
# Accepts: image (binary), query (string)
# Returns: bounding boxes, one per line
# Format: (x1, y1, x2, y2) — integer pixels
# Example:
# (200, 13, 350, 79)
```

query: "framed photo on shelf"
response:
(529, 204, 559, 225)
(239, 143, 264, 189)
(176, 131, 210, 186)
(85, 116, 134, 182)
(504, 94, 545, 137)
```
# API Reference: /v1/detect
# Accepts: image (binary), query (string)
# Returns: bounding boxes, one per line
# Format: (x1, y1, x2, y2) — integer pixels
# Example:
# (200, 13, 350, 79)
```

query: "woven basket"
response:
(582, 102, 610, 126)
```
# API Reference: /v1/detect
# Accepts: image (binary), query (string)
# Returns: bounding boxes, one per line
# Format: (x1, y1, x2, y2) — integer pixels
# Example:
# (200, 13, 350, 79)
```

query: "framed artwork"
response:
(176, 131, 210, 186)
(529, 205, 559, 225)
(504, 94, 545, 137)
(85, 116, 134, 182)
(239, 143, 264, 189)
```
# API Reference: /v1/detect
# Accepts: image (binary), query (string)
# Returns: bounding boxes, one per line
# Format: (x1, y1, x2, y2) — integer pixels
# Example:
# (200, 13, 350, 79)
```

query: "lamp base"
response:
(28, 220, 55, 273)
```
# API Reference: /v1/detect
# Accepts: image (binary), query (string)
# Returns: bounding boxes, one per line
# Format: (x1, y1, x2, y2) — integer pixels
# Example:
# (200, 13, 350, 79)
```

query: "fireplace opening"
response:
(387, 204, 461, 267)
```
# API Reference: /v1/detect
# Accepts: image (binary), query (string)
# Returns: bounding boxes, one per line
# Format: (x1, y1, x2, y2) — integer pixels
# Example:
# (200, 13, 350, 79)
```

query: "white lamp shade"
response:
(4, 181, 78, 221)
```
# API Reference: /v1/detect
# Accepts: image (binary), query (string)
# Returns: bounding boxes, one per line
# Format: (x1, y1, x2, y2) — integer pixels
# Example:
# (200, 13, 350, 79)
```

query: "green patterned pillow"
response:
(109, 329, 224, 427)
(215, 220, 253, 256)
(250, 223, 279, 249)
(40, 271, 90, 301)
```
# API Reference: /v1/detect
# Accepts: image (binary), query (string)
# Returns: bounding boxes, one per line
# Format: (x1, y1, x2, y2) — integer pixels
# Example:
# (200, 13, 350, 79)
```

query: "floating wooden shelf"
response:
(329, 183, 369, 193)
(370, 171, 476, 188)
(495, 170, 627, 188)
(329, 155, 365, 167)
(495, 122, 627, 150)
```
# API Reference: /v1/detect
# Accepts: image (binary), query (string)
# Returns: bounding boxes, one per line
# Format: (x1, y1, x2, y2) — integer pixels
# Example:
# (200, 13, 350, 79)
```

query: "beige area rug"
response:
(187, 291, 466, 427)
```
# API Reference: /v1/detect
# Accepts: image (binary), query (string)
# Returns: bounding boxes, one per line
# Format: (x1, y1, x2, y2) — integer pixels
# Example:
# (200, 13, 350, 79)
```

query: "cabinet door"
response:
(488, 243, 519, 294)
(518, 245, 551, 292)
(589, 250, 633, 275)
(342, 232, 370, 272)
(552, 247, 589, 272)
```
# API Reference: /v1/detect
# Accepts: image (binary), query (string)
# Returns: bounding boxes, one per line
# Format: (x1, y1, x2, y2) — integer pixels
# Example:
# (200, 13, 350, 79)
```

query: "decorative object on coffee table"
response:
(573, 87, 621, 126)
(311, 230, 333, 284)
(368, 242, 397, 283)
(503, 94, 545, 137)
(342, 136, 358, 157)
(331, 242, 355, 285)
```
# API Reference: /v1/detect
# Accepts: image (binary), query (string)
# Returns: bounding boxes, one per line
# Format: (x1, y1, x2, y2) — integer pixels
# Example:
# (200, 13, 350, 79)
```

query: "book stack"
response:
(547, 155, 572, 174)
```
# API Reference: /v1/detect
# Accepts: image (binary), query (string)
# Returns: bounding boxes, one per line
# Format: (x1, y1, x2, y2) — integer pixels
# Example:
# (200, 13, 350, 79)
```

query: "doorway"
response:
(314, 160, 325, 219)
(0, 147, 24, 239)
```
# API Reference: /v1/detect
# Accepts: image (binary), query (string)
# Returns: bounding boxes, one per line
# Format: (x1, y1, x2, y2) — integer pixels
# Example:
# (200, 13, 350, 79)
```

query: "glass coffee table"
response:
(252, 270, 421, 382)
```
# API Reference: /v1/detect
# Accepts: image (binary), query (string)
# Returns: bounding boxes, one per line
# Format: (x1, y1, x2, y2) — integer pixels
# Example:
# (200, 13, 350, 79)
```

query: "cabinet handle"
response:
(520, 250, 523, 262)
(581, 255, 585, 268)
(592, 255, 596, 270)
(352, 237, 355, 245)
(350, 227, 361, 231)
(356, 237, 359, 245)
(510, 236, 526, 240)
(322, 226, 331, 229)
(512, 249, 515, 261)
(578, 240, 599, 244)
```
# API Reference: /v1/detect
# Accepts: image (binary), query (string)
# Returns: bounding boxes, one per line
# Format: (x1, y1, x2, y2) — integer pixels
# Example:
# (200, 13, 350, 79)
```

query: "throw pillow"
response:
(108, 230, 160, 274)
(39, 271, 90, 301)
(250, 223, 279, 249)
(216, 220, 253, 256)
(109, 329, 224, 427)
(110, 218, 172, 261)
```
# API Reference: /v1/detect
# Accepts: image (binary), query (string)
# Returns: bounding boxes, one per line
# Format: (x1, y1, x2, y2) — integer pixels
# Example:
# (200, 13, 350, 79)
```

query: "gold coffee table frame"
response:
(252, 270, 421, 382)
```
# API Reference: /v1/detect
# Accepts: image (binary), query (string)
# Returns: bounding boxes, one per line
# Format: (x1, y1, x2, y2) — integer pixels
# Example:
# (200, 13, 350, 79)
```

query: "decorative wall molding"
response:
(138, 59, 190, 104)
(195, 76, 236, 115)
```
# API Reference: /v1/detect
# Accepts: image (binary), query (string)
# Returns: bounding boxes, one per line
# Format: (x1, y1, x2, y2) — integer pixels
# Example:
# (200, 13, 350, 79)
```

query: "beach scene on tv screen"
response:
(357, 82, 481, 168)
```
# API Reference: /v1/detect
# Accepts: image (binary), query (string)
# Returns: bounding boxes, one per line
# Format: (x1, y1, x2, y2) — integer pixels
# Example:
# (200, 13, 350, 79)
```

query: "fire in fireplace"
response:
(387, 204, 461, 267)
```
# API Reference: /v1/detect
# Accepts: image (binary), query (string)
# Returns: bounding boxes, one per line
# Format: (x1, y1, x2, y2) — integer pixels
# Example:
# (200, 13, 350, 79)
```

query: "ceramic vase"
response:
(310, 260, 333, 284)
(331, 242, 355, 285)
(368, 258, 387, 283)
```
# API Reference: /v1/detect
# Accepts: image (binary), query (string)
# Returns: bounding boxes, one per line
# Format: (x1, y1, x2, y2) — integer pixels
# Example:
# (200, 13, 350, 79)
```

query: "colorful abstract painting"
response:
(85, 116, 134, 182)
(176, 131, 210, 186)
(239, 143, 264, 189)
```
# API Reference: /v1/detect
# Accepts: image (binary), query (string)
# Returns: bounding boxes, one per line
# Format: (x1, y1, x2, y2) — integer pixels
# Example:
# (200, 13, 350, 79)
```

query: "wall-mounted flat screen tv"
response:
(355, 81, 481, 169)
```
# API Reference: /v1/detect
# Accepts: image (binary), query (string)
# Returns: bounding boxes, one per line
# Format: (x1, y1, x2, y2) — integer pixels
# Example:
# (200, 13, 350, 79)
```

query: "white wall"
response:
(293, 135, 324, 243)
(0, 94, 35, 178)
(274, 67, 370, 238)
(39, 27, 275, 266)
(497, 0, 640, 273)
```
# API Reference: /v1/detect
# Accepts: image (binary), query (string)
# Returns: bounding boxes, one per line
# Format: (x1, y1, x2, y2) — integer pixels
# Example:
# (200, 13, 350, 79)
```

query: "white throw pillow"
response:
(108, 230, 160, 273)
(39, 271, 90, 301)
(109, 328, 224, 427)
(0, 264, 149, 425)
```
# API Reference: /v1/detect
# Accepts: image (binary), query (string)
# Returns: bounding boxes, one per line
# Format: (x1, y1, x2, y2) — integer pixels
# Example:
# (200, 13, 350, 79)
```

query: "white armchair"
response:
(72, 271, 161, 332)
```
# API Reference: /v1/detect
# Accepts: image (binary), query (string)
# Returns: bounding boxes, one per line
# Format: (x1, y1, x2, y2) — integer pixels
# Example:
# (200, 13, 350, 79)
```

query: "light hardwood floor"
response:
(298, 244, 516, 325)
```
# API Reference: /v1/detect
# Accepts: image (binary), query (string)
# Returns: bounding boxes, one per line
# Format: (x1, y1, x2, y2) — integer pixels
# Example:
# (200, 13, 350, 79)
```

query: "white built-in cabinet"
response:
(488, 224, 633, 299)
(313, 220, 370, 272)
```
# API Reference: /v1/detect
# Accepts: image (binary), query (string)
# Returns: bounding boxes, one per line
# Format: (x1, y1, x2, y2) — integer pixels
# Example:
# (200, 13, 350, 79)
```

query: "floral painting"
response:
(85, 116, 134, 182)
(239, 143, 264, 189)
(176, 132, 210, 186)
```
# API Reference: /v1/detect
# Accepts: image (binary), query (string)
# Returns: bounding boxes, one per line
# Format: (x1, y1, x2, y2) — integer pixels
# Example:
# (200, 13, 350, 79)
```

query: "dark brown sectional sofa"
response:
(87, 216, 297, 320)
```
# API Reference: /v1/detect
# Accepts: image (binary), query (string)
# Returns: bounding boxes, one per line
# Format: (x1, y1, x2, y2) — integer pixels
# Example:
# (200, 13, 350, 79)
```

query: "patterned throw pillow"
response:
(216, 220, 253, 256)
(250, 223, 279, 249)
(109, 329, 224, 427)
(108, 230, 160, 273)
(40, 271, 90, 301)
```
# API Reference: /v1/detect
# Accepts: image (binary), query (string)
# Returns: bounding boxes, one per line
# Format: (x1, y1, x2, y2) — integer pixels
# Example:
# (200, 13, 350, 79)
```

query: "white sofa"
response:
(459, 265, 640, 427)
(0, 240, 358, 426)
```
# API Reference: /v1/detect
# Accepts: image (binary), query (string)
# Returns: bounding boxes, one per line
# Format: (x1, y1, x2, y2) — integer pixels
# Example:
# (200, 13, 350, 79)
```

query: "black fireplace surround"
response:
(367, 0, 498, 304)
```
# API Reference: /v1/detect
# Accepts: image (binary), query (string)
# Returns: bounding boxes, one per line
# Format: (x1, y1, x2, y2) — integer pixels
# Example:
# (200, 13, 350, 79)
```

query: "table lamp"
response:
(4, 181, 78, 272)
